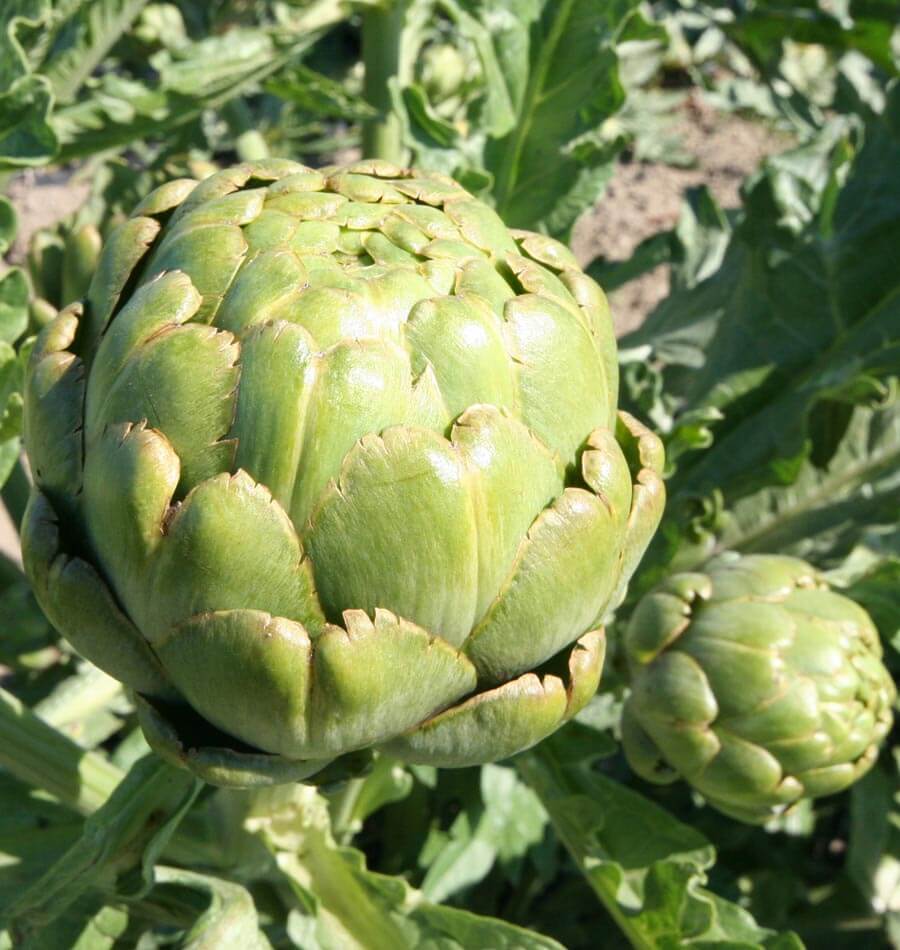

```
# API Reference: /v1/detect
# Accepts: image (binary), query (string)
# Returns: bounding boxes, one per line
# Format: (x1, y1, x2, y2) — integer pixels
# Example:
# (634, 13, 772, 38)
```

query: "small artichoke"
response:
(23, 159, 665, 787)
(420, 43, 469, 102)
(622, 554, 895, 822)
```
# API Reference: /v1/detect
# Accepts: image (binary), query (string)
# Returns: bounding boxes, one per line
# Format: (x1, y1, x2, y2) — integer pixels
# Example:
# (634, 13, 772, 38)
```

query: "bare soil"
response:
(6, 167, 91, 264)
(571, 94, 790, 335)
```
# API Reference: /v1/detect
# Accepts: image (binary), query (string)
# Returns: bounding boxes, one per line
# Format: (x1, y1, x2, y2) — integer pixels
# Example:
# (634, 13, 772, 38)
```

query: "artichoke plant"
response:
(622, 554, 895, 822)
(22, 159, 664, 787)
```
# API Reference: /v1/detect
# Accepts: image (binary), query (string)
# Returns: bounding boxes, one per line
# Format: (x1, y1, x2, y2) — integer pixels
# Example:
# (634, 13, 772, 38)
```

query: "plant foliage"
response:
(0, 1, 898, 947)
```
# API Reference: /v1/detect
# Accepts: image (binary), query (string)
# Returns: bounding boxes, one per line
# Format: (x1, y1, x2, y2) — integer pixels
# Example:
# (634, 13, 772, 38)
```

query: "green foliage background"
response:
(0, 1, 898, 947)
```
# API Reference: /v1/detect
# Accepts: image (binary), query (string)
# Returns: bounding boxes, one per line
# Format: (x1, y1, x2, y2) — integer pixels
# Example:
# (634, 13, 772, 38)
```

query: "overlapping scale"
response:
(623, 554, 895, 822)
(22, 160, 667, 787)
(307, 426, 480, 645)
(24, 305, 84, 503)
(230, 321, 316, 508)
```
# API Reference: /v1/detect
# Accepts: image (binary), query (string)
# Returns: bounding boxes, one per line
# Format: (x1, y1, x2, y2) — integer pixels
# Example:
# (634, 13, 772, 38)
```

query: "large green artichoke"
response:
(23, 159, 664, 787)
(622, 554, 895, 822)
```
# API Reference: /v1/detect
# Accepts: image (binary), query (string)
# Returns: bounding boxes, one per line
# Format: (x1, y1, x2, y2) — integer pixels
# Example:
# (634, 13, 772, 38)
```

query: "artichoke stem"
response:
(326, 775, 367, 843)
(0, 686, 228, 868)
(0, 685, 123, 814)
(3, 754, 201, 939)
(299, 824, 409, 949)
(361, 0, 408, 163)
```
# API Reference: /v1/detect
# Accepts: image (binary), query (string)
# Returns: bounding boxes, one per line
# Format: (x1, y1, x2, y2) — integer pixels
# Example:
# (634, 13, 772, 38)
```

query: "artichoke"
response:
(23, 159, 664, 787)
(622, 554, 895, 822)
(420, 43, 469, 102)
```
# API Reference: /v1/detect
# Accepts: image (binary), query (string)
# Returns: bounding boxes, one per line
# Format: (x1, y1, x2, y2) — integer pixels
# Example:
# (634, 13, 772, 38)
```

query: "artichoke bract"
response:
(622, 554, 895, 823)
(23, 159, 665, 787)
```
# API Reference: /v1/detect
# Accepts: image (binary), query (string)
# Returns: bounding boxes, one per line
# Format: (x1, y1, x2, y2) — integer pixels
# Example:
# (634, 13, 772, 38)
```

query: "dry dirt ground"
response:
(572, 96, 790, 335)
(6, 168, 91, 263)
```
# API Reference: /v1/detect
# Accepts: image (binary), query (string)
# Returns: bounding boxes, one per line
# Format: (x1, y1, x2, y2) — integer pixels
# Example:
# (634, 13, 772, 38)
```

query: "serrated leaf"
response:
(41, 0, 151, 104)
(487, 0, 639, 233)
(154, 868, 272, 950)
(266, 63, 375, 121)
(623, 85, 900, 581)
(0, 74, 57, 168)
(397, 0, 641, 234)
(420, 764, 547, 903)
(517, 738, 803, 948)
(719, 400, 900, 563)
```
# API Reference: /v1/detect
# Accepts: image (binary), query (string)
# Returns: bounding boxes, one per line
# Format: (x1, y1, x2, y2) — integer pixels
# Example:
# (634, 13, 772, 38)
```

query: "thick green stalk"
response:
(296, 829, 409, 949)
(361, 1, 408, 163)
(1, 755, 201, 939)
(0, 686, 225, 867)
(326, 776, 367, 843)
(0, 686, 123, 814)
(33, 665, 123, 729)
